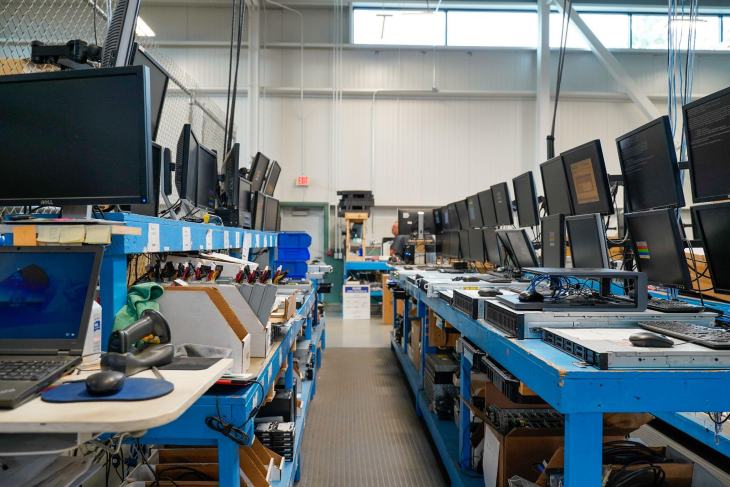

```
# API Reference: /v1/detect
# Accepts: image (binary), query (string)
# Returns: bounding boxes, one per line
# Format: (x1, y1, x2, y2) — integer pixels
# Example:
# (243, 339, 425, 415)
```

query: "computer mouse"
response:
(629, 331, 674, 348)
(478, 289, 502, 297)
(85, 371, 126, 396)
(518, 291, 544, 302)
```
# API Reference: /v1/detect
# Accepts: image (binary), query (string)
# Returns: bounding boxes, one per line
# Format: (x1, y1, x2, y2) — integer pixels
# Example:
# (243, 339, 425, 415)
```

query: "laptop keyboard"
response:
(0, 360, 68, 381)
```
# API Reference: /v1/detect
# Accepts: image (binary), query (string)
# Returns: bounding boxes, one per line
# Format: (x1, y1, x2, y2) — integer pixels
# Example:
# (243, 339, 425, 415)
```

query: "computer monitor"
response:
(128, 142, 162, 217)
(248, 152, 270, 193)
(238, 178, 253, 228)
(561, 140, 614, 215)
(130, 43, 169, 141)
(541, 214, 565, 268)
(483, 228, 503, 267)
(446, 204, 459, 231)
(691, 202, 730, 294)
(263, 196, 280, 231)
(223, 143, 241, 207)
(540, 156, 574, 216)
(616, 116, 684, 211)
(477, 189, 498, 227)
(512, 171, 540, 228)
(684, 86, 730, 203)
(455, 200, 470, 230)
(101, 0, 140, 68)
(176, 124, 199, 201)
(162, 148, 173, 196)
(625, 208, 690, 290)
(398, 209, 435, 236)
(263, 161, 281, 196)
(252, 191, 266, 230)
(444, 231, 460, 259)
(468, 229, 486, 261)
(466, 195, 483, 229)
(459, 230, 470, 260)
(490, 182, 513, 226)
(196, 144, 219, 211)
(496, 229, 539, 270)
(432, 208, 443, 235)
(0, 66, 151, 207)
(565, 214, 610, 268)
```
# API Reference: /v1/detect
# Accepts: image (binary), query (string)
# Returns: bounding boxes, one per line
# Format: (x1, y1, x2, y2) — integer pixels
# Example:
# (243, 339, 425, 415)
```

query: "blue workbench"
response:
(392, 274, 730, 487)
(343, 260, 392, 274)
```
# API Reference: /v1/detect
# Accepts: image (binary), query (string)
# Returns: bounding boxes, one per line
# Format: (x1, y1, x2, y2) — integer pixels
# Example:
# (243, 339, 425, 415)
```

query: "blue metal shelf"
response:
(655, 412, 730, 458)
(343, 261, 392, 273)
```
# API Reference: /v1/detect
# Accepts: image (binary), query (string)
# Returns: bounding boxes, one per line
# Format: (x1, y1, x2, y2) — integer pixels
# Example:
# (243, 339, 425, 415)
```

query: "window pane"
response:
(550, 12, 588, 49)
(353, 9, 446, 46)
(582, 13, 630, 49)
(724, 17, 730, 49)
(632, 15, 668, 49)
(633, 14, 722, 50)
(685, 16, 721, 50)
(447, 11, 537, 48)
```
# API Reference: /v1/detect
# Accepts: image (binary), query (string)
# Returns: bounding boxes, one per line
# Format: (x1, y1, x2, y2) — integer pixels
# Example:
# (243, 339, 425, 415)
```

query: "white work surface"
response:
(0, 358, 231, 434)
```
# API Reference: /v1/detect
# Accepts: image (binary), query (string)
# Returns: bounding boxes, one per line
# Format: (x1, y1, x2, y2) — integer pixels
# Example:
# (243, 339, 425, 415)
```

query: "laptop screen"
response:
(0, 250, 97, 340)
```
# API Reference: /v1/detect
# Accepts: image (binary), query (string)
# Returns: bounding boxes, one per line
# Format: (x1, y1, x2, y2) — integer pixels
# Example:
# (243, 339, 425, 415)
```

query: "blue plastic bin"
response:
(276, 260, 308, 279)
(278, 232, 312, 249)
(277, 247, 311, 261)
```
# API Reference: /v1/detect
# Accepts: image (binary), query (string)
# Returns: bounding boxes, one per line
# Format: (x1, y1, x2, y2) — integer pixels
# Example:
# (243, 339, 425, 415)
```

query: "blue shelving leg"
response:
(294, 459, 302, 482)
(564, 413, 603, 487)
(305, 315, 313, 340)
(403, 298, 411, 354)
(100, 252, 128, 351)
(218, 437, 240, 487)
(285, 351, 295, 390)
(321, 327, 326, 350)
(419, 300, 427, 382)
(459, 352, 473, 470)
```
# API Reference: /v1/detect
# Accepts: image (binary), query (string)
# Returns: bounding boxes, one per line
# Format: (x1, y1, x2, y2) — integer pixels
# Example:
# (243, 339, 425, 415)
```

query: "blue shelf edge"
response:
(655, 412, 730, 458)
(391, 336, 482, 487)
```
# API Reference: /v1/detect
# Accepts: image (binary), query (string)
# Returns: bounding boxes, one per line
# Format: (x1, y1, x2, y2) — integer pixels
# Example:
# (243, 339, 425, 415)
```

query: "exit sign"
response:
(296, 175, 310, 186)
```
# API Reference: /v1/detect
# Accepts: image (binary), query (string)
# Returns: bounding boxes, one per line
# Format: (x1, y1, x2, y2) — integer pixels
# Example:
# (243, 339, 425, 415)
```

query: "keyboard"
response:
(646, 298, 704, 313)
(638, 321, 730, 349)
(0, 359, 68, 381)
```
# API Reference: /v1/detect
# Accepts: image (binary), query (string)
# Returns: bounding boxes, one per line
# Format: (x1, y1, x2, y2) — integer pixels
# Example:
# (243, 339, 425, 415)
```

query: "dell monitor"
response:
(248, 152, 270, 193)
(263, 161, 281, 196)
(684, 86, 730, 203)
(477, 189, 498, 227)
(561, 140, 614, 215)
(131, 43, 169, 141)
(625, 208, 691, 290)
(616, 116, 684, 212)
(455, 200, 470, 230)
(540, 156, 574, 216)
(127, 142, 162, 217)
(196, 144, 219, 211)
(263, 196, 280, 231)
(459, 230, 470, 260)
(691, 202, 730, 294)
(252, 191, 266, 230)
(468, 229, 486, 262)
(565, 214, 610, 268)
(466, 195, 484, 229)
(541, 214, 565, 268)
(512, 171, 540, 228)
(0, 66, 152, 209)
(483, 228, 503, 267)
(491, 182, 513, 226)
(497, 229, 539, 270)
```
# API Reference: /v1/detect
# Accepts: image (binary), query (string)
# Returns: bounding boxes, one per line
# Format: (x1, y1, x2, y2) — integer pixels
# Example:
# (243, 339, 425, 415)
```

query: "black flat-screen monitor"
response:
(497, 229, 538, 270)
(540, 156, 574, 216)
(432, 208, 443, 235)
(459, 230, 470, 259)
(541, 214, 565, 268)
(468, 229, 485, 261)
(466, 195, 483, 229)
(566, 214, 610, 268)
(176, 124, 198, 201)
(445, 231, 460, 258)
(248, 152, 270, 193)
(223, 144, 240, 207)
(128, 142, 162, 217)
(477, 189, 498, 227)
(616, 116, 684, 211)
(196, 144, 218, 211)
(512, 172, 540, 228)
(263, 196, 280, 231)
(483, 228, 503, 266)
(238, 178, 252, 213)
(446, 204, 459, 232)
(0, 66, 151, 206)
(684, 87, 730, 203)
(691, 202, 730, 294)
(252, 191, 266, 230)
(131, 43, 169, 141)
(398, 209, 435, 235)
(490, 182, 513, 226)
(561, 140, 614, 215)
(441, 206, 452, 231)
(263, 161, 281, 196)
(455, 200, 470, 230)
(625, 208, 690, 290)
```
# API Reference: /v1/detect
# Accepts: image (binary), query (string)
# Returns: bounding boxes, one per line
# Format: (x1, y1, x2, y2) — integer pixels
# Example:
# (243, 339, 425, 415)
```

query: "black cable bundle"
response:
(547, 0, 573, 159)
(606, 461, 666, 487)
(223, 0, 246, 153)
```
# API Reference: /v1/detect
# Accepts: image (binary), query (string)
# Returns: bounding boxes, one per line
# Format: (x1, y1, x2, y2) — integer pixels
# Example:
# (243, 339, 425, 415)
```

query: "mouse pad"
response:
(41, 378, 174, 403)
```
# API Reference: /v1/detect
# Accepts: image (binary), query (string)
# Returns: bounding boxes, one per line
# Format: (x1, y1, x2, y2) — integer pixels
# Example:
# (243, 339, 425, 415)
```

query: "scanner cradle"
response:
(101, 310, 174, 375)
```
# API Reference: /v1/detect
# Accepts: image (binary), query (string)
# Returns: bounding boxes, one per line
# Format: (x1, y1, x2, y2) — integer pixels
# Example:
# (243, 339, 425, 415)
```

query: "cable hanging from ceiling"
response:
(547, 0, 573, 159)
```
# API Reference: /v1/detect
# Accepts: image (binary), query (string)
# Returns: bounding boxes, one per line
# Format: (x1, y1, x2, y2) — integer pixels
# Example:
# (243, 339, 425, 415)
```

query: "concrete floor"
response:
(323, 308, 393, 348)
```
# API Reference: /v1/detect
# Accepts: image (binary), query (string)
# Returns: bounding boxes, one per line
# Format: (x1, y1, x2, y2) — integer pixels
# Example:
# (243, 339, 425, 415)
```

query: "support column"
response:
(536, 0, 552, 168)
(247, 4, 261, 154)
(564, 412, 604, 487)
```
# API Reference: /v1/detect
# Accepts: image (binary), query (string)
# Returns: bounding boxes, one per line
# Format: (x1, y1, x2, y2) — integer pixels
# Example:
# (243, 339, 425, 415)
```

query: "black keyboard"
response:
(0, 360, 68, 381)
(638, 321, 730, 349)
(646, 298, 704, 313)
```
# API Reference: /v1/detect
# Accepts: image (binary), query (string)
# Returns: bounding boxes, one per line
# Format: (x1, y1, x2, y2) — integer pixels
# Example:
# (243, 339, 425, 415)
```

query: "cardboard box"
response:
(409, 317, 421, 369)
(536, 446, 693, 487)
(428, 310, 459, 348)
(382, 273, 394, 325)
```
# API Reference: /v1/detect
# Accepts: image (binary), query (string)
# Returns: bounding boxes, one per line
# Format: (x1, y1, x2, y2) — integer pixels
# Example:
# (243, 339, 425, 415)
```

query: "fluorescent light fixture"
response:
(135, 17, 156, 37)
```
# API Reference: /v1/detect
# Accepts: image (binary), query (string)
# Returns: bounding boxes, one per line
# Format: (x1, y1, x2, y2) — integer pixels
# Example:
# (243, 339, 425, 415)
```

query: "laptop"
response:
(0, 246, 103, 408)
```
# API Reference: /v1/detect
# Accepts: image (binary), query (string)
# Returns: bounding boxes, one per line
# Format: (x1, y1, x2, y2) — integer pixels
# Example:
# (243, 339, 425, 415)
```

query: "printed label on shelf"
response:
(242, 234, 252, 261)
(205, 229, 213, 250)
(147, 223, 160, 252)
(254, 234, 261, 248)
(224, 231, 230, 249)
(182, 227, 192, 251)
(235, 232, 241, 248)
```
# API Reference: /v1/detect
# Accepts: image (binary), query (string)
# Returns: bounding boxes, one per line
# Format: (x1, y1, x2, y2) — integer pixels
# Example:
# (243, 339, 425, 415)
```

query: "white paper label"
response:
(235, 232, 241, 248)
(182, 227, 192, 251)
(147, 223, 160, 252)
(224, 231, 230, 249)
(205, 229, 213, 250)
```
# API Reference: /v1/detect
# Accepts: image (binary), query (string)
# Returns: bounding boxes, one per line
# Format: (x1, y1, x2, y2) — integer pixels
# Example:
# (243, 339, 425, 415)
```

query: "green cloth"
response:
(113, 282, 165, 331)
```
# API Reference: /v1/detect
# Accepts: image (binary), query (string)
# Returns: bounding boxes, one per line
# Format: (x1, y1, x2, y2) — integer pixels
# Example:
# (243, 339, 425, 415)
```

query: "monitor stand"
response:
(161, 193, 179, 220)
(61, 205, 92, 219)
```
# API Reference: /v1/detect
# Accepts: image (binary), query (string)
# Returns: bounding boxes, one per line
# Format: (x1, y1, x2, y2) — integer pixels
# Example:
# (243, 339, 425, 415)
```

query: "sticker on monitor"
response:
(636, 241, 651, 259)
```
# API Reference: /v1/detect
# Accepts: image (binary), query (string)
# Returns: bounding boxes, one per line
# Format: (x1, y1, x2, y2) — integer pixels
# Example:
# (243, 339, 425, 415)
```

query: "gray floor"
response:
(297, 313, 447, 486)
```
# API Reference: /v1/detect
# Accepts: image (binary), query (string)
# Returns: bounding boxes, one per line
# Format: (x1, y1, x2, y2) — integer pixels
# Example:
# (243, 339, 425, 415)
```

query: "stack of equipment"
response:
(255, 422, 295, 461)
(337, 190, 374, 216)
(424, 353, 458, 419)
